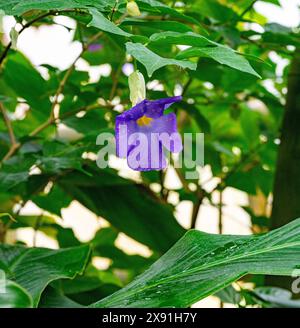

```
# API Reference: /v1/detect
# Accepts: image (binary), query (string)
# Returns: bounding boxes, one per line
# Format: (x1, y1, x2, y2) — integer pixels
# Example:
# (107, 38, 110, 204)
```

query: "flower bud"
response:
(128, 70, 146, 106)
(126, 1, 141, 17)
(10, 27, 19, 50)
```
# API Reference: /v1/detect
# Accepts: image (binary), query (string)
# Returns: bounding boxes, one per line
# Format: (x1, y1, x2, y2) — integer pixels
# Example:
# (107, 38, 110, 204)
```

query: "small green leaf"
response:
(126, 42, 196, 77)
(87, 9, 132, 38)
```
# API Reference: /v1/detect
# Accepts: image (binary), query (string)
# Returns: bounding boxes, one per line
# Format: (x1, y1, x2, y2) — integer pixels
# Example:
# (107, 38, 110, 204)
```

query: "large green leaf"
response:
(0, 0, 113, 15)
(126, 42, 196, 77)
(0, 280, 33, 308)
(0, 244, 90, 307)
(91, 219, 300, 308)
(177, 48, 260, 78)
(57, 164, 185, 253)
(3, 52, 51, 113)
(149, 31, 216, 47)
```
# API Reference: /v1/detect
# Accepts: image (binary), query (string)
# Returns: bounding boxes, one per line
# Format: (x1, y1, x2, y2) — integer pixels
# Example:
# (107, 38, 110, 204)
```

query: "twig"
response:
(239, 0, 258, 19)
(182, 77, 193, 97)
(49, 30, 103, 122)
(0, 11, 55, 66)
(109, 60, 123, 101)
(218, 188, 223, 235)
(110, 0, 119, 21)
(33, 213, 43, 247)
(29, 102, 101, 138)
(190, 188, 205, 229)
(0, 103, 16, 145)
(3, 31, 103, 160)
(0, 102, 20, 162)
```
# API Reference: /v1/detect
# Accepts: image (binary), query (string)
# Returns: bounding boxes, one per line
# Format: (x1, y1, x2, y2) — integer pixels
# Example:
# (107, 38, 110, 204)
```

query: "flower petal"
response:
(148, 113, 183, 153)
(116, 99, 147, 121)
(144, 96, 182, 118)
(127, 132, 167, 171)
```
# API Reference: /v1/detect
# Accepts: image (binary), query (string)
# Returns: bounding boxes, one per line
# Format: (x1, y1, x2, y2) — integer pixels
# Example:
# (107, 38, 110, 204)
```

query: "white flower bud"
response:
(126, 1, 141, 17)
(128, 70, 146, 106)
(10, 27, 19, 50)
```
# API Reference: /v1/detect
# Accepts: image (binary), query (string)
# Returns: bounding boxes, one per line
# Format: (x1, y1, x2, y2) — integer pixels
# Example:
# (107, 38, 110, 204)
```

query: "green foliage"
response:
(91, 219, 300, 307)
(0, 280, 33, 308)
(0, 0, 298, 308)
(0, 244, 90, 307)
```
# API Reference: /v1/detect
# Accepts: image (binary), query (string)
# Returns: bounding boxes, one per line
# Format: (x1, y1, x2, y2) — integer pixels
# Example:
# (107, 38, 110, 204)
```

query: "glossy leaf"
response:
(0, 244, 90, 307)
(91, 219, 300, 307)
(0, 280, 33, 308)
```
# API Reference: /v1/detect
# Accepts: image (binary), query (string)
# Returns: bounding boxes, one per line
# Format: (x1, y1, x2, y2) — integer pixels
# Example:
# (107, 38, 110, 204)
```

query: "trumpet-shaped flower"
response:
(115, 96, 183, 171)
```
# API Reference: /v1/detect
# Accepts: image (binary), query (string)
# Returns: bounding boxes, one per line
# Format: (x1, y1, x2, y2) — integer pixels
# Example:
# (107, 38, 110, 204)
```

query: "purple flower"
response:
(115, 96, 183, 171)
(88, 43, 103, 52)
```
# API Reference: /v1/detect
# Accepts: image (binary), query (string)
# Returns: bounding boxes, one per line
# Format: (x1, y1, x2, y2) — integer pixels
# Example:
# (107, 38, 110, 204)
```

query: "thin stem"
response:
(33, 214, 43, 247)
(0, 11, 55, 66)
(50, 30, 103, 122)
(0, 103, 16, 145)
(190, 190, 205, 229)
(109, 59, 123, 101)
(110, 0, 119, 21)
(3, 31, 103, 160)
(29, 102, 101, 138)
(0, 102, 20, 162)
(218, 186, 224, 310)
(239, 0, 258, 19)
(182, 77, 192, 97)
(218, 188, 223, 235)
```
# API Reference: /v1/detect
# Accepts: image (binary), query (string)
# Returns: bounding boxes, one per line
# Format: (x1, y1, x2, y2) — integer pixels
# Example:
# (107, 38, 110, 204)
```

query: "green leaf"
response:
(1, 0, 113, 15)
(0, 280, 33, 308)
(39, 287, 83, 308)
(121, 19, 193, 33)
(177, 46, 261, 78)
(0, 244, 90, 307)
(251, 287, 300, 308)
(3, 52, 51, 113)
(87, 9, 132, 38)
(58, 163, 185, 253)
(126, 42, 196, 77)
(192, 0, 239, 23)
(32, 185, 72, 217)
(149, 31, 216, 47)
(91, 219, 300, 308)
(215, 285, 241, 305)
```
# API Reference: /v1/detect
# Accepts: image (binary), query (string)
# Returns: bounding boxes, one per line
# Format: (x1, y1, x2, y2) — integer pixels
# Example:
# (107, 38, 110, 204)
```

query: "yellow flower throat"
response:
(136, 115, 153, 126)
